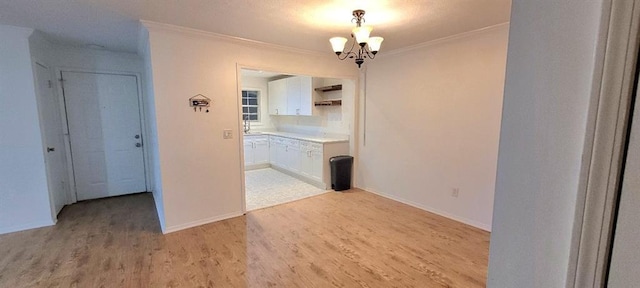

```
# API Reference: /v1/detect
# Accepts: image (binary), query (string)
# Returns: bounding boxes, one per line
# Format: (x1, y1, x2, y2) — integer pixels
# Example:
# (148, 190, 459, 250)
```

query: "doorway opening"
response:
(237, 67, 356, 212)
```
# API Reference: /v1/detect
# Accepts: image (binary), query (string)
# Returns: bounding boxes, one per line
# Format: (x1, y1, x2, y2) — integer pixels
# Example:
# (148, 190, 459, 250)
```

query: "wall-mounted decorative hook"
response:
(189, 94, 211, 112)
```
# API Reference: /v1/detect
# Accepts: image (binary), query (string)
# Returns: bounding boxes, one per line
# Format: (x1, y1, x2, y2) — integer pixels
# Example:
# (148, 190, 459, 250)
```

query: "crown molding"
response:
(139, 20, 326, 57)
(382, 22, 510, 56)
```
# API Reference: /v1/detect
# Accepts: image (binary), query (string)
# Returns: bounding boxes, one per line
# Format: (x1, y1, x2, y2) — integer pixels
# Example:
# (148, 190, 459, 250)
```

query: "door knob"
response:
(135, 135, 140, 139)
(47, 147, 55, 152)
(136, 143, 142, 147)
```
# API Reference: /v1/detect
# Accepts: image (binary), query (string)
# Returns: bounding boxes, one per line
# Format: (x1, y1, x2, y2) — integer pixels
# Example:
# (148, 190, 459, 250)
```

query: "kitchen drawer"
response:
(283, 138, 299, 147)
(248, 135, 268, 141)
(300, 140, 322, 151)
(269, 136, 283, 143)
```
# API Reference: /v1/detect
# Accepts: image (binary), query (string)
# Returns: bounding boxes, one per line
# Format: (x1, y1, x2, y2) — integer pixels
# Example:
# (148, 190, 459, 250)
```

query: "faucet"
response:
(243, 115, 251, 134)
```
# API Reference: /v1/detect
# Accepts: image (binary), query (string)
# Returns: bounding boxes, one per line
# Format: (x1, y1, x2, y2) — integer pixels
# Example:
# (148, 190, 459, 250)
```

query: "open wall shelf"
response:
(314, 85, 342, 92)
(314, 99, 342, 106)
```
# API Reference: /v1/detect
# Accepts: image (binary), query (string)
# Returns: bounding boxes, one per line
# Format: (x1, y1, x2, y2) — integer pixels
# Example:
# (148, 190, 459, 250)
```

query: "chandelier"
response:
(329, 10, 384, 68)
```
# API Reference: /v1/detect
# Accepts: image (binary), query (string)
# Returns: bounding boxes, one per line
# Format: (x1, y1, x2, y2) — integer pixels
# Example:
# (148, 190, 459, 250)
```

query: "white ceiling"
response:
(0, 0, 511, 54)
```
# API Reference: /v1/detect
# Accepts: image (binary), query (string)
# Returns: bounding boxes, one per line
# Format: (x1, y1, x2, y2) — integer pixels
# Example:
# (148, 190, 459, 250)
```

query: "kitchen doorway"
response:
(238, 67, 356, 212)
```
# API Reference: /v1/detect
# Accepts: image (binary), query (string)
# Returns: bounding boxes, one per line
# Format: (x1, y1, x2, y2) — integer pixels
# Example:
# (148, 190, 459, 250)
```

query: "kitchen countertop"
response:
(243, 131, 349, 144)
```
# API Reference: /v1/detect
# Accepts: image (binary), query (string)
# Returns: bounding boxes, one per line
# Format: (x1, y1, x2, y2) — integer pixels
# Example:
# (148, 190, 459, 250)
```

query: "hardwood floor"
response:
(0, 189, 490, 287)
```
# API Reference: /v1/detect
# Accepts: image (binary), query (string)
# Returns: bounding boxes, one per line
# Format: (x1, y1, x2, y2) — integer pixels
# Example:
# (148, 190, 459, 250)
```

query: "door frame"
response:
(235, 63, 360, 214)
(55, 68, 151, 203)
(568, 0, 640, 286)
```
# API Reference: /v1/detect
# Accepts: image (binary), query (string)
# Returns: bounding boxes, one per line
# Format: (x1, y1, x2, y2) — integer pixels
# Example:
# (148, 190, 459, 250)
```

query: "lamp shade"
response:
(368, 37, 384, 52)
(352, 26, 372, 44)
(329, 37, 348, 53)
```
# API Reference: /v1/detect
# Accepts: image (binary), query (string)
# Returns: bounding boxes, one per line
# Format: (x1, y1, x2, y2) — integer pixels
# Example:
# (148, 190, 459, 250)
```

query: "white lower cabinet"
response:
(253, 138, 269, 164)
(299, 141, 323, 183)
(310, 150, 323, 182)
(284, 138, 301, 173)
(271, 137, 287, 167)
(244, 135, 269, 169)
(267, 135, 349, 189)
(269, 137, 280, 166)
(243, 140, 253, 165)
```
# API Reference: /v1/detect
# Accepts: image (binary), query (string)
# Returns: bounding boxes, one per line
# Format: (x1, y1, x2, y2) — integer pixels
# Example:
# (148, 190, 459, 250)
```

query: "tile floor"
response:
(245, 168, 328, 211)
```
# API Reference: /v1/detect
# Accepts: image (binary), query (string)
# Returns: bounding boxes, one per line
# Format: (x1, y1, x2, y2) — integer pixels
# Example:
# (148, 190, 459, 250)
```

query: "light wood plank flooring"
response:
(0, 189, 489, 287)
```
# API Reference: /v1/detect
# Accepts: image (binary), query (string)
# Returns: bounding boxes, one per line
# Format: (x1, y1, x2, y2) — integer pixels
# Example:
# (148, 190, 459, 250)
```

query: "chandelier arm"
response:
(336, 38, 358, 60)
(364, 49, 377, 59)
(337, 51, 357, 60)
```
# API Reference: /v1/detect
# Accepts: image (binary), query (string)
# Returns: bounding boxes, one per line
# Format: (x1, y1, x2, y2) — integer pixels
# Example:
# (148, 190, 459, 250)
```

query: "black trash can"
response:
(329, 155, 354, 191)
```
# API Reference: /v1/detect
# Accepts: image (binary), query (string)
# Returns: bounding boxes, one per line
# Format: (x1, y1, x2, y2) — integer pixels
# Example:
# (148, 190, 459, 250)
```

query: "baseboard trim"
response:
(245, 163, 270, 171)
(163, 211, 244, 234)
(362, 187, 492, 232)
(0, 219, 56, 235)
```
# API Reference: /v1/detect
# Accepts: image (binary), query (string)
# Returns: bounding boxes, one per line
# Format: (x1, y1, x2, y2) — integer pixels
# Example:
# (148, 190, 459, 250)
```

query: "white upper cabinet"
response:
(268, 79, 287, 115)
(286, 77, 301, 115)
(268, 76, 313, 116)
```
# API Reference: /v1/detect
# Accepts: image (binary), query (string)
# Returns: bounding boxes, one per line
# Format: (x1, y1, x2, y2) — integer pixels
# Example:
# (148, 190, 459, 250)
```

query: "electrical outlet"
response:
(451, 188, 459, 198)
(223, 129, 233, 139)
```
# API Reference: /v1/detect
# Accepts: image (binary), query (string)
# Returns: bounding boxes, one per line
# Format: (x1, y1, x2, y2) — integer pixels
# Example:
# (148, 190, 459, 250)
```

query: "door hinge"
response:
(48, 80, 52, 88)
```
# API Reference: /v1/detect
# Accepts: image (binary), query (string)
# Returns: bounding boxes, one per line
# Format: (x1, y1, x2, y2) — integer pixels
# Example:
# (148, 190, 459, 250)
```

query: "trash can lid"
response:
(330, 155, 353, 162)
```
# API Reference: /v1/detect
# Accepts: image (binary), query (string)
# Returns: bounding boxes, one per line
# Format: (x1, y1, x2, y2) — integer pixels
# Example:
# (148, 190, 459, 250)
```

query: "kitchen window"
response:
(242, 89, 260, 121)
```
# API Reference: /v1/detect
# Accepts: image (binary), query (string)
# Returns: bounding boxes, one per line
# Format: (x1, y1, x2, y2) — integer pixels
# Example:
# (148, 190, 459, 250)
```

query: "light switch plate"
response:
(223, 129, 233, 139)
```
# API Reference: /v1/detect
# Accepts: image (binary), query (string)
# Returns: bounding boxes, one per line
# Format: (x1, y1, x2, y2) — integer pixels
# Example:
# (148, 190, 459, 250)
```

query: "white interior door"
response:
(63, 71, 146, 201)
(34, 63, 68, 215)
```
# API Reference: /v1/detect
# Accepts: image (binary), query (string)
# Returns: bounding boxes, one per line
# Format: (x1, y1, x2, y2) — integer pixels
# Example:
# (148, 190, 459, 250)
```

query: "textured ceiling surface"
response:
(0, 0, 511, 54)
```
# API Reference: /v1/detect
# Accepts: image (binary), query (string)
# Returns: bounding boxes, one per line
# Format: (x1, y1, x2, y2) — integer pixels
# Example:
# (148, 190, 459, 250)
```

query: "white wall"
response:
(143, 22, 357, 233)
(356, 24, 509, 231)
(138, 26, 166, 231)
(0, 25, 54, 234)
(487, 1, 605, 287)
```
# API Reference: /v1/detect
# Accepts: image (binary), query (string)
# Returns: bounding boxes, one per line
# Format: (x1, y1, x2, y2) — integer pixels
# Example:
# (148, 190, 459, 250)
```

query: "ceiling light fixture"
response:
(329, 10, 384, 68)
